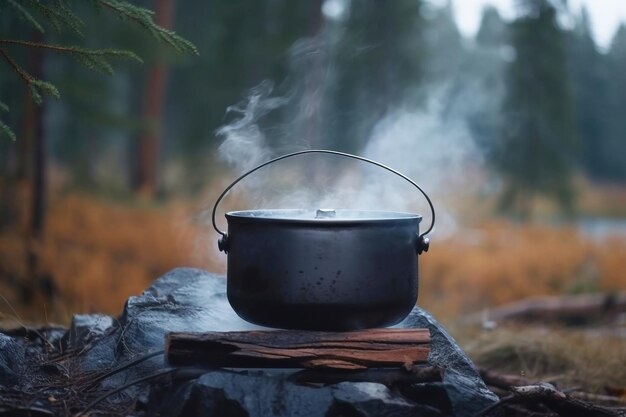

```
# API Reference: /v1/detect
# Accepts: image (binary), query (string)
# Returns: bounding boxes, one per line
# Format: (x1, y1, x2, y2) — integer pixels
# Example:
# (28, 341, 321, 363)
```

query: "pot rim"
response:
(225, 209, 422, 225)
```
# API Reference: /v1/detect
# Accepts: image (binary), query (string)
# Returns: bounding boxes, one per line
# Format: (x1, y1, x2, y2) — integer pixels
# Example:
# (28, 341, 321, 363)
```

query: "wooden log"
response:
(479, 368, 534, 389)
(166, 329, 430, 371)
(480, 293, 626, 325)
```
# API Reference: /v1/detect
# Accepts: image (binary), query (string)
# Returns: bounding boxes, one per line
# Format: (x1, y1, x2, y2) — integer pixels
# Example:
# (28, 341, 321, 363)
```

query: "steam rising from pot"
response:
(216, 80, 288, 174)
(215, 82, 481, 235)
(213, 5, 487, 240)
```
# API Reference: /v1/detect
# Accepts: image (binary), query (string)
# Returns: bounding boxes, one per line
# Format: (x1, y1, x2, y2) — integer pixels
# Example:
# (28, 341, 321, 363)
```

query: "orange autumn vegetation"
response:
(1, 194, 625, 324)
(420, 222, 626, 320)
(0, 194, 219, 322)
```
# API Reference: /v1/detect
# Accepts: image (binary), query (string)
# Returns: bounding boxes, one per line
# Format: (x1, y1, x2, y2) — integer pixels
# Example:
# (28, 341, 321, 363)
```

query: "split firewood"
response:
(166, 328, 430, 370)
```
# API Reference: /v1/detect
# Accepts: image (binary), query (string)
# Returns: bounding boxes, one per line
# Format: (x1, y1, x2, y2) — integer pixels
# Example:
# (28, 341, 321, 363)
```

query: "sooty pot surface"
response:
(223, 209, 422, 331)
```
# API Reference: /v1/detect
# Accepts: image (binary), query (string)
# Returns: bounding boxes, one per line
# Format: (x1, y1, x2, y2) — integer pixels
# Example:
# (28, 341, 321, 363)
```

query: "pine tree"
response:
(424, 0, 464, 84)
(0, 0, 197, 303)
(0, 0, 198, 141)
(496, 0, 577, 216)
(566, 7, 610, 180)
(467, 6, 507, 151)
(330, 0, 427, 152)
(604, 25, 626, 180)
(476, 5, 506, 47)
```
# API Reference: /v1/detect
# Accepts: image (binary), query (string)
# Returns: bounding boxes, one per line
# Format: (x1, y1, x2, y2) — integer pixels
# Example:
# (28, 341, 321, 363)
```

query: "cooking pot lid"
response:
(225, 209, 422, 223)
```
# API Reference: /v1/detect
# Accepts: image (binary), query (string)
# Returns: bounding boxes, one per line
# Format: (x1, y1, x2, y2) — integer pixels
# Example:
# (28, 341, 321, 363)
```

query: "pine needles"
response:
(6, 0, 46, 34)
(95, 0, 198, 55)
(0, 0, 199, 141)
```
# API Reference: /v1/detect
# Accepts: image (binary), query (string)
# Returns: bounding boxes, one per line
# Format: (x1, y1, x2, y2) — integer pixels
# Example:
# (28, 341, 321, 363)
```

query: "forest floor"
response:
(453, 321, 626, 402)
(1, 190, 626, 407)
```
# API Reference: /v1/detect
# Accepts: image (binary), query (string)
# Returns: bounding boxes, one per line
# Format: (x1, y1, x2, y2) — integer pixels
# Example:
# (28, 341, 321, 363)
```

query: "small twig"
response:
(569, 391, 626, 407)
(74, 367, 176, 417)
(0, 45, 59, 103)
(0, 39, 83, 53)
(474, 383, 566, 417)
(115, 317, 134, 356)
(81, 350, 165, 390)
(0, 294, 56, 351)
(474, 383, 623, 417)
(479, 368, 533, 389)
(0, 405, 55, 416)
(0, 47, 33, 84)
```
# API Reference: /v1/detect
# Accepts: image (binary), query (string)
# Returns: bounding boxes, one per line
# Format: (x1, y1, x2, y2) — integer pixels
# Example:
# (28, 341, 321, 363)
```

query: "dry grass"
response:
(419, 222, 626, 320)
(577, 180, 626, 218)
(1, 192, 626, 325)
(460, 325, 626, 394)
(0, 194, 220, 323)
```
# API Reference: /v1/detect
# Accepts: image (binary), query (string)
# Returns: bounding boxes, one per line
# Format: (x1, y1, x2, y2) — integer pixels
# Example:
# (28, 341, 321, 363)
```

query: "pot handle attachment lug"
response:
(212, 149, 435, 254)
(417, 236, 430, 255)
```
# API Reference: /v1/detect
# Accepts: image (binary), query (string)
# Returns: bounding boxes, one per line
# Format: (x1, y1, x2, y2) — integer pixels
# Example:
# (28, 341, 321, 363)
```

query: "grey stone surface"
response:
(63, 313, 114, 350)
(121, 268, 497, 416)
(71, 269, 263, 379)
(0, 333, 25, 388)
(397, 308, 500, 417)
(149, 371, 442, 417)
(0, 268, 499, 416)
(117, 268, 263, 357)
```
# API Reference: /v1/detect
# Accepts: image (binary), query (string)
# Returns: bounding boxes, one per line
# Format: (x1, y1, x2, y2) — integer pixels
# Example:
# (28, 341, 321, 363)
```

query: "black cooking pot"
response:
(212, 150, 435, 331)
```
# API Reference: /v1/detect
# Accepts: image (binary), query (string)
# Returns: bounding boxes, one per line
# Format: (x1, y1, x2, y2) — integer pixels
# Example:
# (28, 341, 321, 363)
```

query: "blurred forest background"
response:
(1, 0, 626, 327)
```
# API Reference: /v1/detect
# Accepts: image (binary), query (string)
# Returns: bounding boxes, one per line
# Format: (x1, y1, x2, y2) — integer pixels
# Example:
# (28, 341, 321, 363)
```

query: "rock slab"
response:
(0, 268, 498, 417)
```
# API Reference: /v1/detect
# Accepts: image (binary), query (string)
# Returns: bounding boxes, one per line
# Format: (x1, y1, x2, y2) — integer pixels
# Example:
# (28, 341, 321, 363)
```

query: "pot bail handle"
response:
(211, 149, 435, 254)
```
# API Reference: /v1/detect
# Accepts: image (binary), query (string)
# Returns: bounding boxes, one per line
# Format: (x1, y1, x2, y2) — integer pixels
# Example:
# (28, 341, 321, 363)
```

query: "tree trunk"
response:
(18, 32, 49, 303)
(135, 0, 174, 198)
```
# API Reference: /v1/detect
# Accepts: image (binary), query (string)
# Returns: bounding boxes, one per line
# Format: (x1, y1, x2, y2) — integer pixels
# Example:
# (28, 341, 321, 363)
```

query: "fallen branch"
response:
(479, 368, 626, 408)
(480, 293, 626, 325)
(476, 383, 624, 417)
(568, 392, 626, 408)
(479, 368, 534, 389)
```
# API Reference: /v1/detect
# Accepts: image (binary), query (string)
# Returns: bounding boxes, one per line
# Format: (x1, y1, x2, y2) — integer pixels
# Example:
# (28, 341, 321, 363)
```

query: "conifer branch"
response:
(0, 119, 16, 141)
(0, 47, 60, 104)
(0, 47, 33, 86)
(29, 79, 60, 104)
(0, 0, 198, 141)
(22, 0, 84, 36)
(6, 0, 45, 33)
(0, 40, 142, 74)
(0, 39, 87, 52)
(0, 101, 15, 141)
(0, 47, 59, 140)
(96, 0, 199, 55)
